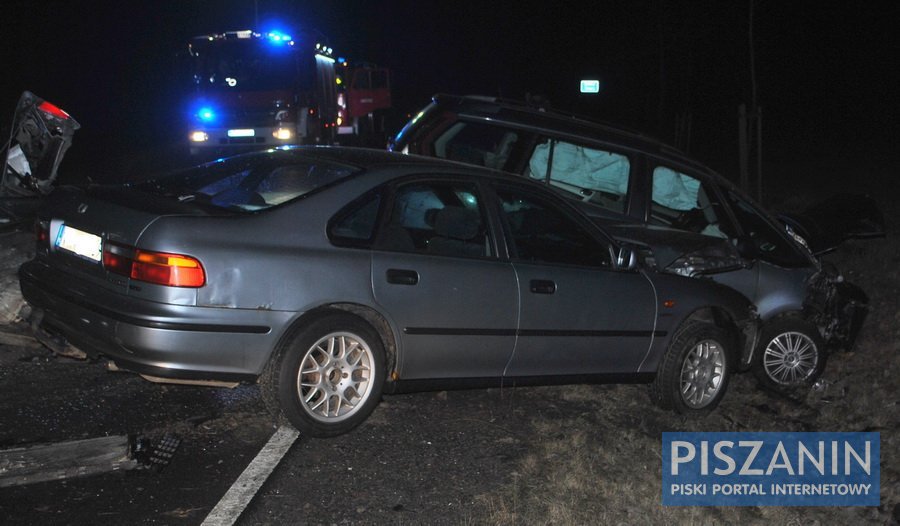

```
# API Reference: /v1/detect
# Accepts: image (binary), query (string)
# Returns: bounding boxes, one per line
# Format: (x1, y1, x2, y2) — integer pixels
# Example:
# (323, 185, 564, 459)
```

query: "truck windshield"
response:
(192, 40, 306, 92)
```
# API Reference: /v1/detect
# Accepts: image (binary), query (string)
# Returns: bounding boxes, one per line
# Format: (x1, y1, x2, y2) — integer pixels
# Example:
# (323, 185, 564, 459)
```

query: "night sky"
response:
(2, 1, 897, 185)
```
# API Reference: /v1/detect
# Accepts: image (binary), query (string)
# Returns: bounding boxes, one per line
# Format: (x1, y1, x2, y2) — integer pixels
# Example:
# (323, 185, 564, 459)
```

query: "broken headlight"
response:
(665, 244, 746, 278)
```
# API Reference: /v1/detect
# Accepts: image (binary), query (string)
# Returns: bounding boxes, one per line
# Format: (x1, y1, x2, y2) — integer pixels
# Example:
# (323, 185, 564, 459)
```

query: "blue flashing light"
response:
(197, 106, 216, 123)
(266, 31, 293, 45)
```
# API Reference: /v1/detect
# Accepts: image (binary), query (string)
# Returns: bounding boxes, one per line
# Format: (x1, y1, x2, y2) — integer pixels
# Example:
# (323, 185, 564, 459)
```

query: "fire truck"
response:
(184, 29, 390, 155)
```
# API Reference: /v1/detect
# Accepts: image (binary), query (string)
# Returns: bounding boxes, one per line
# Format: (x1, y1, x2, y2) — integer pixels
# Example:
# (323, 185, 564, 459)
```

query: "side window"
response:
(650, 166, 731, 239)
(375, 181, 492, 258)
(723, 190, 808, 267)
(432, 121, 521, 170)
(526, 139, 631, 215)
(495, 185, 612, 268)
(328, 191, 382, 247)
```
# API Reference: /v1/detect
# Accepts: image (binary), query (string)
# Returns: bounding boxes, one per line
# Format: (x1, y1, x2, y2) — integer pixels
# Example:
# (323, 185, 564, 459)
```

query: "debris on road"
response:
(133, 433, 182, 471)
(0, 327, 41, 349)
(0, 435, 137, 488)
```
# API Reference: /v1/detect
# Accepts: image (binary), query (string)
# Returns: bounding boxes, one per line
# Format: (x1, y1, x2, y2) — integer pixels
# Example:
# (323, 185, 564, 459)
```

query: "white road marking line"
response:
(201, 425, 299, 526)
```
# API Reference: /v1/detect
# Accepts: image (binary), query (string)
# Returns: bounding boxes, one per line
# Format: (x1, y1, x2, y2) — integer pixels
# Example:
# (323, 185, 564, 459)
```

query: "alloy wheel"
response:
(297, 331, 375, 423)
(680, 339, 726, 409)
(762, 331, 818, 386)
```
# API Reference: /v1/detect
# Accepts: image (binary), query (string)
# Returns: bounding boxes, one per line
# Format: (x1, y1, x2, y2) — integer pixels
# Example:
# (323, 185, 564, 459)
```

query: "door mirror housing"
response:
(616, 246, 638, 271)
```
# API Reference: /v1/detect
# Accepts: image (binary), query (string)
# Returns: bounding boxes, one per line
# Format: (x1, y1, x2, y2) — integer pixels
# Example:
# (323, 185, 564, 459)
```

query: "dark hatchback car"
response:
(391, 94, 884, 391)
(19, 147, 757, 436)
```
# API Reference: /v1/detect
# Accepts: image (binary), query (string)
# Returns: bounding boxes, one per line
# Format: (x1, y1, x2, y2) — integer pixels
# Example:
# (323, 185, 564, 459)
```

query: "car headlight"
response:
(273, 128, 294, 140)
(665, 246, 746, 277)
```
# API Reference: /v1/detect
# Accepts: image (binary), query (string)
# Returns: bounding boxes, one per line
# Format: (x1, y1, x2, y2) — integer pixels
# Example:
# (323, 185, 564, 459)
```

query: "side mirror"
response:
(616, 246, 638, 271)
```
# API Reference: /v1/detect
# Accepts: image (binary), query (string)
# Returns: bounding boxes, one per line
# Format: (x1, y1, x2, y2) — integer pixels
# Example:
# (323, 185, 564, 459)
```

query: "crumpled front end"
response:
(804, 262, 868, 352)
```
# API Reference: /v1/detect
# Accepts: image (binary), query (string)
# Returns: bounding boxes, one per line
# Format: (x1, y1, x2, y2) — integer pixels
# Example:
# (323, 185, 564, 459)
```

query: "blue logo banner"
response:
(662, 432, 880, 506)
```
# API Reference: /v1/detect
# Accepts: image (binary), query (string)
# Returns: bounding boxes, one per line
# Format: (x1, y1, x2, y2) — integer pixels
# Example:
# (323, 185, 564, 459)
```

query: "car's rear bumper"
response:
(19, 259, 294, 380)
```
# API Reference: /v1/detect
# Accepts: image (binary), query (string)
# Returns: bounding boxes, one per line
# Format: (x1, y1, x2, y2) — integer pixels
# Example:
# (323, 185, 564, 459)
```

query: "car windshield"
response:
(136, 152, 359, 212)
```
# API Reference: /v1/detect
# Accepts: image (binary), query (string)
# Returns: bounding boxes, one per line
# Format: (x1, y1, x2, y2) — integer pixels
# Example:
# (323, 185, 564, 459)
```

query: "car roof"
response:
(243, 145, 442, 169)
(210, 145, 540, 185)
(428, 93, 719, 177)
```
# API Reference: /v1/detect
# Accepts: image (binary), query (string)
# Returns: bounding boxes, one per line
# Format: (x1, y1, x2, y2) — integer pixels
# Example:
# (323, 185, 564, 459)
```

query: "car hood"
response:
(597, 219, 747, 277)
(568, 196, 747, 277)
(777, 194, 885, 255)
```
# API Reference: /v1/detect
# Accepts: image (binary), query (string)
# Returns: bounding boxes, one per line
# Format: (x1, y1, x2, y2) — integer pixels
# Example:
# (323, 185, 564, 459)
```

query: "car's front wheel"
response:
(753, 315, 825, 392)
(652, 320, 731, 414)
(261, 313, 386, 437)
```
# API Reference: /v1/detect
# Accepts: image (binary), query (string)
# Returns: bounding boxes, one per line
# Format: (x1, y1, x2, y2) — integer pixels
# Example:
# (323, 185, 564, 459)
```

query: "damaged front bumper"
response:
(805, 263, 868, 352)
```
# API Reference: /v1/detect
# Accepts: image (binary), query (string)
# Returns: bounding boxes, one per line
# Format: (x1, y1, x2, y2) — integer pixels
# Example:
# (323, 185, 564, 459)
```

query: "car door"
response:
(493, 183, 658, 377)
(370, 178, 518, 380)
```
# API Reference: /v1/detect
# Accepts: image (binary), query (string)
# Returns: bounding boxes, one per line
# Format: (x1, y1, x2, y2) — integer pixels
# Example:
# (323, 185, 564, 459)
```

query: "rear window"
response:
(138, 153, 358, 212)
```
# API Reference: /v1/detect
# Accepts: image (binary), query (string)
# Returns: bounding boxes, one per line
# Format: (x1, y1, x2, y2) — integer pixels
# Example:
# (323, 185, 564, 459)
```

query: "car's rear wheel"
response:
(753, 315, 825, 392)
(260, 313, 385, 437)
(652, 320, 731, 414)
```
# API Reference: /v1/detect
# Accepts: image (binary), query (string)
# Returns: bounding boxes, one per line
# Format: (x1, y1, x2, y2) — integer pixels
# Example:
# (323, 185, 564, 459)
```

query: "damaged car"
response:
(390, 94, 884, 391)
(19, 146, 759, 436)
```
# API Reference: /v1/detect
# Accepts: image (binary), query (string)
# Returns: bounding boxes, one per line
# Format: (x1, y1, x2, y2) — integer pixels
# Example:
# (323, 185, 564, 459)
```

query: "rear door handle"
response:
(386, 268, 419, 285)
(530, 279, 556, 294)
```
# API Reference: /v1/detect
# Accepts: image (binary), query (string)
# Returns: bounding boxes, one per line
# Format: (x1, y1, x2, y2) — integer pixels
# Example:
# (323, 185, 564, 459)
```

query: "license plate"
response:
(227, 128, 255, 137)
(55, 224, 102, 262)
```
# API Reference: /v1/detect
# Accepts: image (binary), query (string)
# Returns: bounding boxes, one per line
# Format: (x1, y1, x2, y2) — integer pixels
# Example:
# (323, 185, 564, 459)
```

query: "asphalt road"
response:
(0, 333, 538, 525)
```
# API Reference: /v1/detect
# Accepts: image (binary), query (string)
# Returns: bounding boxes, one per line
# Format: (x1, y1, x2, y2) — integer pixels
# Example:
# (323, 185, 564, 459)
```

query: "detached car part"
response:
(1, 91, 79, 226)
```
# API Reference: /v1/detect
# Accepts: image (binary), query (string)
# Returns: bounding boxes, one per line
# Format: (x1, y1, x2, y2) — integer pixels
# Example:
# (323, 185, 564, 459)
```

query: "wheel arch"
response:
(264, 303, 399, 381)
(680, 305, 747, 370)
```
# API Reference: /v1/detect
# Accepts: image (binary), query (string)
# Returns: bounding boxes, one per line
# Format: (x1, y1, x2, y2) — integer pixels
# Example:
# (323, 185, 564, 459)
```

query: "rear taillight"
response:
(37, 101, 71, 120)
(103, 243, 205, 288)
(102, 244, 132, 275)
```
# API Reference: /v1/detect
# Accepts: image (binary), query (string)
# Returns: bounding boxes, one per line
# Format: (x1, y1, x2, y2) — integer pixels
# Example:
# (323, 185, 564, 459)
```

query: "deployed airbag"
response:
(529, 141, 629, 196)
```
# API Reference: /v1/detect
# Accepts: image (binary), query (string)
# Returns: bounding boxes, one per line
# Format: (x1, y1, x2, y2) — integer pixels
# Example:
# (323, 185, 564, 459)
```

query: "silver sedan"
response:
(20, 147, 758, 437)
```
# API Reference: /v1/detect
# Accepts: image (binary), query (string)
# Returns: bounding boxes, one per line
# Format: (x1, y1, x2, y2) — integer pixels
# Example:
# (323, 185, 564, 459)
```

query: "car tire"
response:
(260, 313, 385, 438)
(651, 320, 731, 415)
(752, 315, 825, 392)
